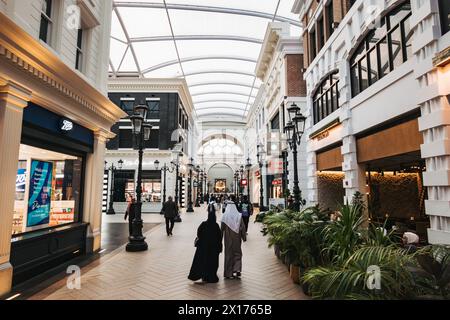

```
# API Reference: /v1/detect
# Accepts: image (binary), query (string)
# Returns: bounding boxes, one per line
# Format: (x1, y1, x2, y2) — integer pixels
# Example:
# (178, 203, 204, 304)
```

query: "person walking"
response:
(124, 194, 136, 236)
(188, 201, 222, 283)
(221, 195, 246, 279)
(161, 196, 178, 236)
(238, 196, 253, 233)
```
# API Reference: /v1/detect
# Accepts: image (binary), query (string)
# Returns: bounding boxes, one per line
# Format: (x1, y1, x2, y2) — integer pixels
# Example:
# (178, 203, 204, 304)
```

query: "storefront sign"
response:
(59, 118, 74, 132)
(240, 179, 248, 186)
(272, 178, 282, 186)
(255, 171, 261, 177)
(16, 169, 27, 192)
(27, 160, 53, 227)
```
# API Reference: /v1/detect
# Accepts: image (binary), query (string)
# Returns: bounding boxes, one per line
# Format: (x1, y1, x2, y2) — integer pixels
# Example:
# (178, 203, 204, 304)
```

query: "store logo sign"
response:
(60, 119, 74, 132)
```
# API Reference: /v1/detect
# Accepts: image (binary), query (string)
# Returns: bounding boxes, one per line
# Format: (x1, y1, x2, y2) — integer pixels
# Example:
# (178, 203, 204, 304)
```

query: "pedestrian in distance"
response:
(238, 196, 253, 234)
(161, 196, 179, 236)
(124, 194, 136, 236)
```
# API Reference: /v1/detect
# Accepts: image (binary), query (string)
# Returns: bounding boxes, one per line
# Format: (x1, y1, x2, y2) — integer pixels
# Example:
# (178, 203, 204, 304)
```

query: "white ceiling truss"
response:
(109, 0, 302, 121)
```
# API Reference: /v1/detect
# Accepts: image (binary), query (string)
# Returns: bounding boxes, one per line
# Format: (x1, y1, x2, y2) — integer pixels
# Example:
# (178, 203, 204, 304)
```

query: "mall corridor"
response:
(30, 207, 307, 300)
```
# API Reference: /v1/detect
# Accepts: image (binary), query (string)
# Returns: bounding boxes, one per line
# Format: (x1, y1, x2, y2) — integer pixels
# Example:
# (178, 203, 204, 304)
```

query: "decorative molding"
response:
(433, 45, 450, 68)
(108, 78, 196, 117)
(0, 12, 126, 126)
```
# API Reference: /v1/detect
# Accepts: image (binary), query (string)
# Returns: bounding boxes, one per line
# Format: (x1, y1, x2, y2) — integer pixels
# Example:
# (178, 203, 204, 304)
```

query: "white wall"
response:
(1, 0, 112, 94)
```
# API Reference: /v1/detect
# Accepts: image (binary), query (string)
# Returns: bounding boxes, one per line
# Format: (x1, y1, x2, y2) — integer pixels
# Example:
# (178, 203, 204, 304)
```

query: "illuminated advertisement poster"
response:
(16, 169, 26, 192)
(27, 160, 53, 227)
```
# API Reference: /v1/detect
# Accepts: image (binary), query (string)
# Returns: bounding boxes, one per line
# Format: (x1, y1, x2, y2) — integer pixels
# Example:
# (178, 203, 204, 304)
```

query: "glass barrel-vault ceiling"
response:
(109, 0, 302, 122)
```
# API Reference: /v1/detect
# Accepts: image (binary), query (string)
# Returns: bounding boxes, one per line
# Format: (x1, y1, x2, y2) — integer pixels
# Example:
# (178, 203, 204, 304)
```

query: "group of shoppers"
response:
(188, 195, 254, 283)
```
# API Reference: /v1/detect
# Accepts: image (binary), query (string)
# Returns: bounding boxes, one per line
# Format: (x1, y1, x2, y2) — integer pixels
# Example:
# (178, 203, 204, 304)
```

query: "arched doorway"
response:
(208, 163, 234, 194)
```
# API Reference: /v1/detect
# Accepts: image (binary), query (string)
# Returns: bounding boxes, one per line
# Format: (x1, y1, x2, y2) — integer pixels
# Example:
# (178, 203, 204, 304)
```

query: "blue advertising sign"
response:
(16, 169, 27, 192)
(27, 160, 53, 227)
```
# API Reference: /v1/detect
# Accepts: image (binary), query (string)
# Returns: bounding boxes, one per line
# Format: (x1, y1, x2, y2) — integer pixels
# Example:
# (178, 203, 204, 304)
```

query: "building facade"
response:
(245, 22, 307, 209)
(292, 0, 450, 244)
(105, 78, 197, 213)
(0, 0, 123, 296)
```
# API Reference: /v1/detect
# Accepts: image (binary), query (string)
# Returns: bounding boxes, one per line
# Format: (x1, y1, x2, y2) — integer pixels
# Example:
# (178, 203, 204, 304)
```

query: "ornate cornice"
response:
(0, 12, 126, 126)
(108, 78, 196, 117)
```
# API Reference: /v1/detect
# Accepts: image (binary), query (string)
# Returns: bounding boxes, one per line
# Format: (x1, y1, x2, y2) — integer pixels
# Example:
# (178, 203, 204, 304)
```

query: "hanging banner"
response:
(27, 160, 53, 227)
(16, 169, 27, 192)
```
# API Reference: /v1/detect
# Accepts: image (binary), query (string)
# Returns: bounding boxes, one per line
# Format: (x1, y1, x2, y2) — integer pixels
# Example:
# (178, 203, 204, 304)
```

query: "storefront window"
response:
(13, 144, 83, 235)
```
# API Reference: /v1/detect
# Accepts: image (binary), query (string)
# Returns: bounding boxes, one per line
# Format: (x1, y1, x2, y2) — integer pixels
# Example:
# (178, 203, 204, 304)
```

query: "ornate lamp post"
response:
(283, 102, 306, 212)
(105, 159, 123, 215)
(257, 143, 267, 211)
(195, 165, 201, 207)
(187, 157, 195, 212)
(245, 157, 252, 202)
(199, 169, 205, 204)
(154, 160, 175, 204)
(126, 103, 152, 252)
(239, 165, 244, 197)
(234, 171, 239, 197)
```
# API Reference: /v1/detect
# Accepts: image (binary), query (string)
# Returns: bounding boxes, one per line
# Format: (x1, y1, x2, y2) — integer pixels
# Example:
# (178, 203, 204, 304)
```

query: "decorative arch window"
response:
(350, 1, 413, 97)
(198, 138, 243, 156)
(312, 72, 340, 125)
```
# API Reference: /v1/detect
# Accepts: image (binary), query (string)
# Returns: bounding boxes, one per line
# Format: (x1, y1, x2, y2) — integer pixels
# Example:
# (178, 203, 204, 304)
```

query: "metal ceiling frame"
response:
(182, 70, 255, 78)
(142, 56, 257, 74)
(129, 35, 263, 44)
(197, 112, 248, 118)
(191, 91, 257, 98)
(194, 99, 249, 105)
(113, 2, 301, 27)
(195, 106, 247, 112)
(189, 81, 259, 89)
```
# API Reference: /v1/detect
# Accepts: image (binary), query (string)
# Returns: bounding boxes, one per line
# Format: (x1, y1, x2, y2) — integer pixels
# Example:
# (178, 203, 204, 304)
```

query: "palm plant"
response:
(322, 204, 365, 265)
(302, 245, 417, 300)
(413, 245, 450, 299)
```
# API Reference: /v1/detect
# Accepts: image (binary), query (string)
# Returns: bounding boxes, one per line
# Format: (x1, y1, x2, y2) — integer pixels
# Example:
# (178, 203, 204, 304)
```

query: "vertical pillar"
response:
(412, 0, 450, 244)
(338, 59, 367, 209)
(0, 80, 31, 296)
(83, 131, 108, 253)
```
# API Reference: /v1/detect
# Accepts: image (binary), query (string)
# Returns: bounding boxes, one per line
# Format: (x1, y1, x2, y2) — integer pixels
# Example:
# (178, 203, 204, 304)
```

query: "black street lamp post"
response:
(126, 104, 152, 252)
(195, 165, 201, 207)
(172, 152, 183, 208)
(257, 144, 266, 211)
(105, 159, 123, 215)
(239, 165, 244, 197)
(245, 157, 252, 202)
(283, 102, 306, 212)
(154, 160, 175, 204)
(199, 169, 205, 204)
(187, 158, 195, 212)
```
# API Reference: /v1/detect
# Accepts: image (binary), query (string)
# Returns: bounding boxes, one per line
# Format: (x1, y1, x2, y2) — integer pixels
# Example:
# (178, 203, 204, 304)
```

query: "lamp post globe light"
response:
(105, 159, 123, 215)
(187, 158, 195, 212)
(245, 157, 252, 202)
(126, 103, 152, 252)
(257, 143, 267, 211)
(283, 102, 307, 212)
(154, 160, 175, 204)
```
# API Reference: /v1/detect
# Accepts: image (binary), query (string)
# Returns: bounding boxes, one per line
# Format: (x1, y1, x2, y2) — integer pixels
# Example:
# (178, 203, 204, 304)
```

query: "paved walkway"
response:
(31, 206, 308, 300)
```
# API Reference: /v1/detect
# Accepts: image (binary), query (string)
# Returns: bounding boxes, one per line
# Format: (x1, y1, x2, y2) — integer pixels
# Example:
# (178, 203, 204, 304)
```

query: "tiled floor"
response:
(30, 206, 308, 300)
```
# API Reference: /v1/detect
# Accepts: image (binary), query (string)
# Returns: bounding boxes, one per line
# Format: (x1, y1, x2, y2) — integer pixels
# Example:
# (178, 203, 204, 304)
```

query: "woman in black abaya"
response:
(188, 202, 222, 283)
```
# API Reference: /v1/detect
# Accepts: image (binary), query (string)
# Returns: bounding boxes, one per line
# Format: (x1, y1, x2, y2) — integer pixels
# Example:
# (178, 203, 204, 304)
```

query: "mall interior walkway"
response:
(30, 206, 307, 300)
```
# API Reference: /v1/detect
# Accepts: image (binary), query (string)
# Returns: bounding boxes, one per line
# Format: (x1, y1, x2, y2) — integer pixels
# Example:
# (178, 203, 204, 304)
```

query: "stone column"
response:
(83, 131, 108, 253)
(412, 0, 450, 244)
(0, 80, 31, 296)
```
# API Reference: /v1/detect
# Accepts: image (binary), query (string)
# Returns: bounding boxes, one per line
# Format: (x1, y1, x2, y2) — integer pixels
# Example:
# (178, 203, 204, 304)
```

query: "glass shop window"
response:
(13, 144, 83, 235)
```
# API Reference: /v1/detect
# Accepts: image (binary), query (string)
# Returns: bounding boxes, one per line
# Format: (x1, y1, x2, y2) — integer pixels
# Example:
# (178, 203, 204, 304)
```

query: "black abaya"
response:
(188, 210, 222, 283)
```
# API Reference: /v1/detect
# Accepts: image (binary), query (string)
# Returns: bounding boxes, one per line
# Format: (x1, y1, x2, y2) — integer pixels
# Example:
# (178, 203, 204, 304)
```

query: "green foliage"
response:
(414, 245, 450, 299)
(302, 246, 417, 300)
(322, 204, 365, 265)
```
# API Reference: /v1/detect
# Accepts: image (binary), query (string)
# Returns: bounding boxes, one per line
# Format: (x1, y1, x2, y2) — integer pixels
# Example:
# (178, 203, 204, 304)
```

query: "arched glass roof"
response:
(109, 0, 301, 121)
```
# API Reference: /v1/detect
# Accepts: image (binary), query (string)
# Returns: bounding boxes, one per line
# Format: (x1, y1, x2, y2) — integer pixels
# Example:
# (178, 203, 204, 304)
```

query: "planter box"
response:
(289, 265, 301, 284)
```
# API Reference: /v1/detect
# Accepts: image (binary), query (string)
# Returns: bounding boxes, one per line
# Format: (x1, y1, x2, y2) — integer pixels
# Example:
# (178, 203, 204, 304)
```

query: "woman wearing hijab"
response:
(221, 195, 247, 279)
(188, 201, 222, 283)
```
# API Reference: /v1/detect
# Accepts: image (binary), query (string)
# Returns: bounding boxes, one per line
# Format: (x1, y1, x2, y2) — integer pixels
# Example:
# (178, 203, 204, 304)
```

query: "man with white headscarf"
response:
(221, 195, 247, 279)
